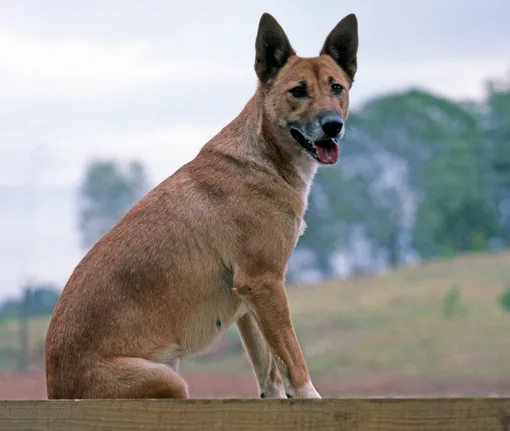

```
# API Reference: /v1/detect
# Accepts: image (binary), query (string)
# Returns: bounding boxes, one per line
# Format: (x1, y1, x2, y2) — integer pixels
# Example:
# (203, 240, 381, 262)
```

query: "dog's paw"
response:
(260, 384, 287, 398)
(287, 381, 321, 399)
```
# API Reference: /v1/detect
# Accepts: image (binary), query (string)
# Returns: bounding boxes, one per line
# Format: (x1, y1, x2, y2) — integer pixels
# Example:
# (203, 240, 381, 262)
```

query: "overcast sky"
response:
(0, 0, 509, 299)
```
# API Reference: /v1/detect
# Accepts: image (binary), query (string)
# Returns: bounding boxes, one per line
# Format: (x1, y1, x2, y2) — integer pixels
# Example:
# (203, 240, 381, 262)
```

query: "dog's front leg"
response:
(233, 272, 321, 399)
(236, 312, 287, 398)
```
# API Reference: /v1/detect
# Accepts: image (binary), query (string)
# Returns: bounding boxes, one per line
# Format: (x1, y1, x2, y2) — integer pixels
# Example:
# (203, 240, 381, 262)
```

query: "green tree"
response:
(293, 88, 507, 281)
(78, 159, 150, 250)
(358, 89, 501, 258)
(297, 161, 372, 278)
(484, 75, 510, 242)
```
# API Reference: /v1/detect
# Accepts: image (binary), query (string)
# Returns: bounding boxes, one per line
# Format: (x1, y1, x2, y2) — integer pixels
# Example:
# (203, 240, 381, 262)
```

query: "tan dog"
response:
(45, 12, 359, 399)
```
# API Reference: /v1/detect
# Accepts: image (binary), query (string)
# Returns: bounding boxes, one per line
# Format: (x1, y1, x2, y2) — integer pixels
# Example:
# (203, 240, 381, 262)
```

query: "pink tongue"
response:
(314, 142, 339, 164)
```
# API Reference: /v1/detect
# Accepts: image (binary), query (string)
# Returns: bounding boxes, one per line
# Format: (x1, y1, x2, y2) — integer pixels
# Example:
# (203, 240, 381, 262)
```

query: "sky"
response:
(0, 0, 509, 299)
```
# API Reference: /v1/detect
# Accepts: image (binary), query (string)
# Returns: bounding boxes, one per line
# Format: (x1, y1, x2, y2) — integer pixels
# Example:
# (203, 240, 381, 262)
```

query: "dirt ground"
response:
(1, 370, 510, 399)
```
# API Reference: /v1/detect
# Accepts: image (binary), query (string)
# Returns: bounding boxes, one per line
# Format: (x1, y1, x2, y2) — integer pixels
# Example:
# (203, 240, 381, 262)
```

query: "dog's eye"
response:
(331, 83, 344, 95)
(289, 85, 308, 98)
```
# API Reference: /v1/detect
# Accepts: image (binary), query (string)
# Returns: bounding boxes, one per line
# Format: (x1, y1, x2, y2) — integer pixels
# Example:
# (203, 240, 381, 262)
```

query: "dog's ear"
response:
(255, 13, 295, 84)
(320, 13, 358, 81)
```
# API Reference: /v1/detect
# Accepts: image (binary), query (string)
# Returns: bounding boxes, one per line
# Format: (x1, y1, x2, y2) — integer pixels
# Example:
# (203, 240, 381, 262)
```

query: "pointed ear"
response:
(255, 13, 295, 84)
(320, 13, 358, 81)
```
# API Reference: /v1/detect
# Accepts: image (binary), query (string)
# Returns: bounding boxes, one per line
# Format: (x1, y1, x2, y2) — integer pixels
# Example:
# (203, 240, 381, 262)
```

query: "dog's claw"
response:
(286, 393, 293, 398)
(260, 392, 265, 398)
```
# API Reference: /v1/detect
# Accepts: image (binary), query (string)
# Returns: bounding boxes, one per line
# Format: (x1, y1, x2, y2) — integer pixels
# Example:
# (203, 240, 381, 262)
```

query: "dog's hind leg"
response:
(236, 312, 287, 398)
(96, 357, 189, 399)
(48, 356, 189, 399)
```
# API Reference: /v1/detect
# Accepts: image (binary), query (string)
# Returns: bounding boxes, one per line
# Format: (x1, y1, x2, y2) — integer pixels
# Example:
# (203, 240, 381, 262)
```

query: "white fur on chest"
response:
(294, 157, 317, 206)
(295, 160, 318, 196)
(295, 217, 307, 247)
(294, 158, 317, 247)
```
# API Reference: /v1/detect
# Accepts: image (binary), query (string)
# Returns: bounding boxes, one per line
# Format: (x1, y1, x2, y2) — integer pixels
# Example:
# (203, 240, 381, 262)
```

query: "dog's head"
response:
(255, 13, 358, 165)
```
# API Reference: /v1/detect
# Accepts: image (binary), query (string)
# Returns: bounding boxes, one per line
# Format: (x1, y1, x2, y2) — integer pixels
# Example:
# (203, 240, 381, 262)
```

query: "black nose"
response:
(320, 114, 343, 138)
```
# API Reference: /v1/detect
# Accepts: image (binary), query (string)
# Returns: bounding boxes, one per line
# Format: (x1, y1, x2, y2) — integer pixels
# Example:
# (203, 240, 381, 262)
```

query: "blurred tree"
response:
(355, 89, 502, 259)
(0, 283, 61, 318)
(483, 74, 510, 241)
(296, 159, 372, 278)
(292, 87, 508, 281)
(78, 159, 150, 250)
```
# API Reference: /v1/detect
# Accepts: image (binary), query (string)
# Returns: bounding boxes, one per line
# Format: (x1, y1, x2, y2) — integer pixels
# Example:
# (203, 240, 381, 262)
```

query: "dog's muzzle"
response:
(289, 128, 340, 165)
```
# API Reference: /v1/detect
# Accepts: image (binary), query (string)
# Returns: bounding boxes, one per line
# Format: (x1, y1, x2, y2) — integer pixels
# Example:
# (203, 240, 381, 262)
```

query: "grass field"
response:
(1, 250, 510, 394)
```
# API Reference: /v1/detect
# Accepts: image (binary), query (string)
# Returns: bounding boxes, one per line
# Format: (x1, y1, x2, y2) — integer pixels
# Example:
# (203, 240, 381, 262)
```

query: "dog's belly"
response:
(170, 289, 248, 358)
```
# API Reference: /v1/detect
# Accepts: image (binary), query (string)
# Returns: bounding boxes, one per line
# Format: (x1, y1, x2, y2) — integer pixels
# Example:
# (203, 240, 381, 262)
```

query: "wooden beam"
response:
(1, 399, 510, 431)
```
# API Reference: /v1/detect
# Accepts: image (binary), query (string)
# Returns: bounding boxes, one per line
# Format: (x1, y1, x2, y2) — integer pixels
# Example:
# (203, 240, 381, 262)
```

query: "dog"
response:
(45, 11, 359, 399)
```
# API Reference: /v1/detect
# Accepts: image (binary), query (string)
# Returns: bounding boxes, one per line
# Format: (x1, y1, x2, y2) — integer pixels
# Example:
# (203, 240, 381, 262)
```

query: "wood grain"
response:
(1, 399, 510, 431)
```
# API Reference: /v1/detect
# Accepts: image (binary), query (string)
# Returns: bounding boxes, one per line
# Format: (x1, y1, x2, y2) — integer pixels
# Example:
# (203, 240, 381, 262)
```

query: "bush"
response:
(442, 287, 467, 318)
(497, 286, 510, 313)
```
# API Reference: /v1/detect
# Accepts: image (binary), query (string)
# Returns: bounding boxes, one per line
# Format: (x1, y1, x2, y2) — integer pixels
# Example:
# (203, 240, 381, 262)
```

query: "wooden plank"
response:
(1, 398, 510, 431)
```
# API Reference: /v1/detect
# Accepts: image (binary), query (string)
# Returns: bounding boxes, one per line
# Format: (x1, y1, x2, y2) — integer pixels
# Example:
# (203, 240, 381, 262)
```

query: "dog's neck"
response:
(206, 93, 318, 202)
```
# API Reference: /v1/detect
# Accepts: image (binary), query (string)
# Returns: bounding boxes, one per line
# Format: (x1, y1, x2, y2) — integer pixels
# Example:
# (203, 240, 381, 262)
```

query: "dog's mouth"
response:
(289, 128, 339, 165)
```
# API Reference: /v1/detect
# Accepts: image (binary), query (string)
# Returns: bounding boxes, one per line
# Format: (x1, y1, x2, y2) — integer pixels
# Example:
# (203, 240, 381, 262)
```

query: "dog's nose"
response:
(320, 114, 343, 138)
